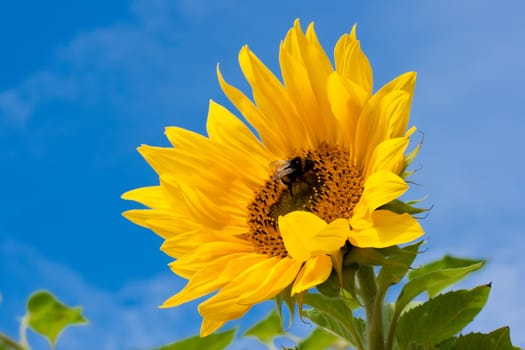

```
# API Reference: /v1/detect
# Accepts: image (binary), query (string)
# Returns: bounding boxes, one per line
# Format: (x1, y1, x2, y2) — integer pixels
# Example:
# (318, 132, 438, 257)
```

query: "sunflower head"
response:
(122, 19, 424, 336)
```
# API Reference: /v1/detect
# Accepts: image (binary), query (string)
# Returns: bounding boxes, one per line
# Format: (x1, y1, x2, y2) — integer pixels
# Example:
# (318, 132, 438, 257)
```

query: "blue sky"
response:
(1, 0, 524, 348)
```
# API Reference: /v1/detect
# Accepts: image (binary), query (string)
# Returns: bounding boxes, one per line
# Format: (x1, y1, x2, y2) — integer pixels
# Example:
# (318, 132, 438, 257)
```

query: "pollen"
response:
(246, 143, 364, 257)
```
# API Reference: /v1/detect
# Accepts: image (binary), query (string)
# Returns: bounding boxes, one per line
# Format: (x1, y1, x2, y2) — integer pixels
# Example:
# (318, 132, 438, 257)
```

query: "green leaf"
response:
(396, 285, 490, 348)
(26, 290, 88, 346)
(449, 326, 517, 350)
(344, 247, 389, 266)
(409, 256, 486, 296)
(155, 329, 236, 350)
(380, 199, 428, 215)
(317, 270, 342, 298)
(275, 285, 297, 326)
(303, 310, 365, 349)
(341, 265, 360, 307)
(377, 241, 422, 291)
(436, 337, 457, 350)
(244, 309, 284, 344)
(395, 259, 484, 319)
(302, 294, 364, 348)
(344, 243, 422, 271)
(298, 328, 340, 350)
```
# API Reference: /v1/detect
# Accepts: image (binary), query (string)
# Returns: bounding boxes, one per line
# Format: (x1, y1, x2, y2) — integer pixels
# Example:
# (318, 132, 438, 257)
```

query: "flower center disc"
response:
(246, 143, 364, 257)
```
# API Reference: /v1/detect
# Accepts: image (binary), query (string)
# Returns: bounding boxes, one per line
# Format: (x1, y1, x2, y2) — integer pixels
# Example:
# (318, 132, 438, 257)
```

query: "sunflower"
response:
(122, 20, 423, 336)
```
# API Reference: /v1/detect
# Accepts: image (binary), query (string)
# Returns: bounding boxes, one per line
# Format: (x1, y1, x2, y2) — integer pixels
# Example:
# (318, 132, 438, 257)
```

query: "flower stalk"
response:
(358, 265, 385, 350)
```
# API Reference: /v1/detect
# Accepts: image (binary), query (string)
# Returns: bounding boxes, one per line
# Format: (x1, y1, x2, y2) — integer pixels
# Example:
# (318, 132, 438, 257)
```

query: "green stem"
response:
(19, 315, 30, 350)
(372, 288, 387, 350)
(357, 265, 385, 350)
(385, 307, 402, 350)
(0, 331, 26, 350)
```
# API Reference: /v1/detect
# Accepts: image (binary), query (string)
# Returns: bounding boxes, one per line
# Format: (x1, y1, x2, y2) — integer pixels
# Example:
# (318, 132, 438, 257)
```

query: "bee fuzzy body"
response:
(271, 156, 315, 195)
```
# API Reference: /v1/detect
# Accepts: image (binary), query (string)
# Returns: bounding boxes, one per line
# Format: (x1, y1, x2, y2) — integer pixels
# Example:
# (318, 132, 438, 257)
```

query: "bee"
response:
(271, 156, 315, 195)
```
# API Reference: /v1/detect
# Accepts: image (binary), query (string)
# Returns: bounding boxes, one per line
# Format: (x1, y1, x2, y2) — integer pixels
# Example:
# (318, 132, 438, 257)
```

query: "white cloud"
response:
(0, 90, 34, 125)
(0, 0, 213, 129)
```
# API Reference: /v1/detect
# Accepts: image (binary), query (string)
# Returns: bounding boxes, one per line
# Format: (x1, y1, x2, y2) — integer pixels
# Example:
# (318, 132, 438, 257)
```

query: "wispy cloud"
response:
(0, 0, 236, 131)
(0, 239, 204, 349)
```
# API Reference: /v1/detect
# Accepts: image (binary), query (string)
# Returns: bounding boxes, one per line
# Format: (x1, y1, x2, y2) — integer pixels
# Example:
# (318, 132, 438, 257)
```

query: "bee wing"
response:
(270, 160, 294, 180)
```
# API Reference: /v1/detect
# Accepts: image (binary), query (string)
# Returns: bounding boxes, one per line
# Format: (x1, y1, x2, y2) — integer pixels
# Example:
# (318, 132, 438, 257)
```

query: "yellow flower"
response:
(122, 20, 423, 336)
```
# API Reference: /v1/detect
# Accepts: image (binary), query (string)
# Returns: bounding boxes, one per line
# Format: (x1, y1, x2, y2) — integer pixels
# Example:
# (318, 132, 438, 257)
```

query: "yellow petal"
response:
(137, 145, 178, 176)
(354, 90, 411, 168)
(121, 208, 155, 229)
(200, 304, 250, 337)
(200, 260, 290, 332)
(163, 127, 252, 181)
(176, 182, 235, 228)
(279, 43, 321, 147)
(159, 230, 205, 258)
(238, 257, 302, 304)
(291, 255, 333, 295)
(375, 72, 417, 138)
(349, 210, 424, 248)
(284, 20, 336, 139)
(313, 218, 352, 254)
(160, 173, 254, 215)
(279, 211, 326, 261)
(206, 100, 271, 168)
(138, 144, 247, 196)
(160, 224, 246, 258)
(351, 171, 408, 230)
(168, 241, 254, 279)
(201, 318, 226, 338)
(162, 253, 266, 308)
(327, 72, 368, 148)
(121, 186, 168, 208)
(197, 258, 282, 334)
(365, 137, 410, 178)
(279, 211, 349, 261)
(303, 22, 337, 124)
(334, 24, 373, 96)
(217, 65, 289, 158)
(199, 257, 281, 310)
(379, 71, 416, 93)
(239, 46, 305, 152)
(122, 208, 174, 233)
